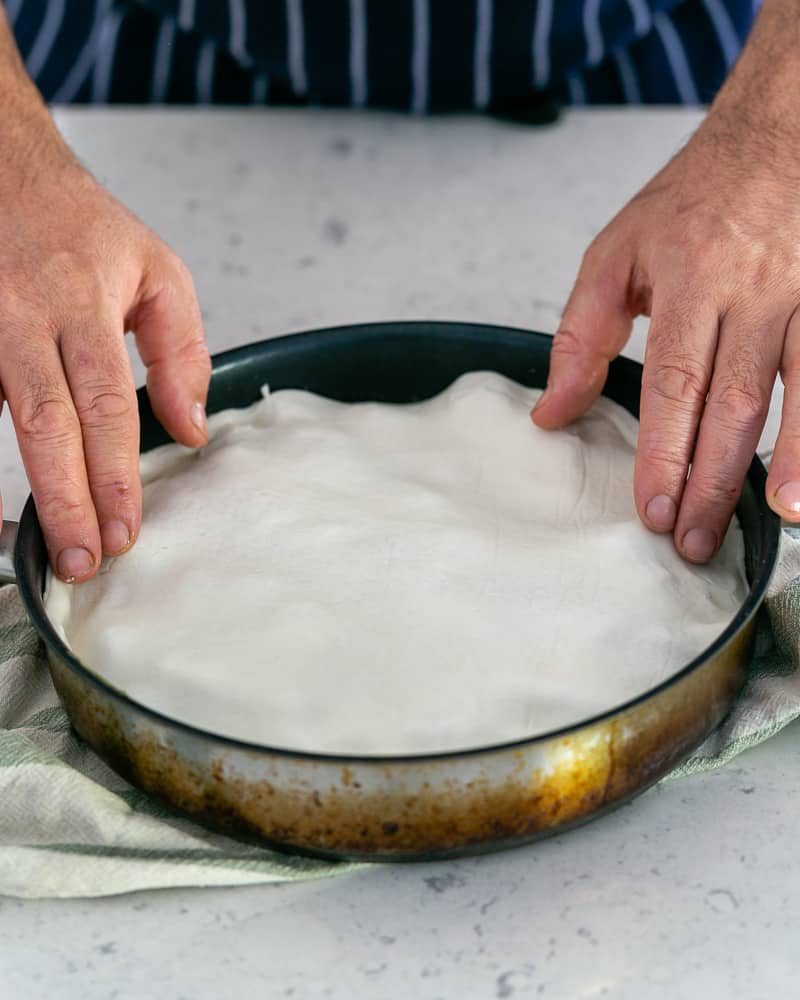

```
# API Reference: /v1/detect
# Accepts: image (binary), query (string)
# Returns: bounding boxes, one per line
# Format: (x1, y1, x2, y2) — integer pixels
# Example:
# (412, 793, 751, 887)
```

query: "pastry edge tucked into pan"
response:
(45, 370, 748, 756)
(1, 323, 780, 859)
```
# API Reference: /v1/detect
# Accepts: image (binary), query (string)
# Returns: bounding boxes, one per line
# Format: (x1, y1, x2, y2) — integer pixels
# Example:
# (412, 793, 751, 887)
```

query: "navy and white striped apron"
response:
(5, 1, 756, 108)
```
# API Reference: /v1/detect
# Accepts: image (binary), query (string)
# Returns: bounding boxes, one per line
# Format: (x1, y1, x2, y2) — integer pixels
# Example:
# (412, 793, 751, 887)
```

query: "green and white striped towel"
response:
(2, 533, 799, 899)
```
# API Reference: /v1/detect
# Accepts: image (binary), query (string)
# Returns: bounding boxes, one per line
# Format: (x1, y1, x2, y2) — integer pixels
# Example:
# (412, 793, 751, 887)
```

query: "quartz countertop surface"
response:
(0, 107, 795, 999)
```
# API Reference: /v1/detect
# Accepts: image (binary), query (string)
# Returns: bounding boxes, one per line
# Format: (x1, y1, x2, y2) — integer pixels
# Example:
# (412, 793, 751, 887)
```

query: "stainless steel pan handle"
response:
(0, 520, 18, 585)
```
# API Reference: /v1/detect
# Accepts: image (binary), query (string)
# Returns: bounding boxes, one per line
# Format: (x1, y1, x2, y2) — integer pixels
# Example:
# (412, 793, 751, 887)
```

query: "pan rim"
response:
(18, 320, 782, 766)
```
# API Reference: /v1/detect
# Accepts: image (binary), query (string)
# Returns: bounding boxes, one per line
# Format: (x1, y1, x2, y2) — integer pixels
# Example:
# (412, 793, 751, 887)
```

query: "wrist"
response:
(0, 97, 80, 198)
(705, 0, 800, 151)
(0, 22, 78, 195)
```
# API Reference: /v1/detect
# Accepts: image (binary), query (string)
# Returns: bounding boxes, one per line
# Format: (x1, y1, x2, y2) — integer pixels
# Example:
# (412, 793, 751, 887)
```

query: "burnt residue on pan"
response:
(16, 324, 779, 860)
(46, 622, 751, 860)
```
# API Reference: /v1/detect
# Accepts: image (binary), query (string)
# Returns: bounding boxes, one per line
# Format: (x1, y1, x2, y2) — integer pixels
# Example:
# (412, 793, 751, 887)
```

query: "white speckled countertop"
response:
(0, 108, 796, 998)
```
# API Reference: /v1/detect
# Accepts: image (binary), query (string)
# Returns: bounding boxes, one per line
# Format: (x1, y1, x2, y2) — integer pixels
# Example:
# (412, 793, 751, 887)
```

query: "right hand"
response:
(0, 126, 211, 583)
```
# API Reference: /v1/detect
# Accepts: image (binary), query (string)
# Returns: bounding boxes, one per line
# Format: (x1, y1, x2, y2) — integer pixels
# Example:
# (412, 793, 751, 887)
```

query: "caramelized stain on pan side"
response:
(47, 625, 751, 858)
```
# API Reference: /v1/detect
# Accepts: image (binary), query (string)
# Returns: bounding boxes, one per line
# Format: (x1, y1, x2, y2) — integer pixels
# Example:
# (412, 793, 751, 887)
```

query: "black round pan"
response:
(1, 322, 781, 860)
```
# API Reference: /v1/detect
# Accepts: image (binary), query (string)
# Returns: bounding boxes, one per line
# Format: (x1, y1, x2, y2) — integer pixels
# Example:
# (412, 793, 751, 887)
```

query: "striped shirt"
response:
(7, 1, 756, 109)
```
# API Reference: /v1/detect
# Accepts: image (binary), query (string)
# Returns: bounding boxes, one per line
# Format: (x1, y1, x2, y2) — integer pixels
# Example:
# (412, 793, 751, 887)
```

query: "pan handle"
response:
(0, 520, 18, 585)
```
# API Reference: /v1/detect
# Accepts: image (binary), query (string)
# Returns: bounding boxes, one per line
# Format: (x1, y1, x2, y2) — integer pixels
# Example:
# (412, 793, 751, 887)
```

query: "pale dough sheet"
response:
(45, 372, 749, 755)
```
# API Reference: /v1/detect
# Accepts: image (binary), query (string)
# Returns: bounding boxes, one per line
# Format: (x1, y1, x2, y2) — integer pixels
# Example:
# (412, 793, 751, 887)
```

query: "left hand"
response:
(532, 104, 800, 564)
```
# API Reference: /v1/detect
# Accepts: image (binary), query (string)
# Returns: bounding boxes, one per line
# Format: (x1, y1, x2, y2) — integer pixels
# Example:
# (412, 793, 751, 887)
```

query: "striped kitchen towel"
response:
(1, 531, 799, 898)
(0, 599, 362, 898)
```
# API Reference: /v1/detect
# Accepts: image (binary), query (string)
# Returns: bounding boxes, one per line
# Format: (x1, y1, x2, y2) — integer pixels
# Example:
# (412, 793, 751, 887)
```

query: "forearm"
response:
(708, 0, 800, 145)
(0, 7, 73, 187)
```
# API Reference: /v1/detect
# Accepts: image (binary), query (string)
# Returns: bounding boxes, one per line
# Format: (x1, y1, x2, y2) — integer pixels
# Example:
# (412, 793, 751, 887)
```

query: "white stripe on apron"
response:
(626, 0, 652, 38)
(653, 11, 699, 104)
(195, 37, 216, 103)
(613, 46, 641, 102)
(24, 0, 66, 80)
(90, 5, 122, 103)
(411, 0, 429, 114)
(178, 0, 195, 33)
(349, 0, 367, 107)
(286, 0, 308, 96)
(701, 0, 741, 68)
(151, 15, 176, 103)
(532, 0, 553, 88)
(4, 0, 25, 27)
(51, 0, 112, 103)
(473, 0, 493, 110)
(583, 0, 604, 68)
(228, 0, 250, 64)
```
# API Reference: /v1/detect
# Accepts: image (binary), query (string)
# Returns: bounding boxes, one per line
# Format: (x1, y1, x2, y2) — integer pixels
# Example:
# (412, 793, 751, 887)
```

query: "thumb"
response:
(532, 233, 636, 429)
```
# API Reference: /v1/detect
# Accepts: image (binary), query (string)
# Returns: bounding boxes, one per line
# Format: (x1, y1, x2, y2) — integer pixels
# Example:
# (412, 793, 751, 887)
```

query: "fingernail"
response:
(645, 494, 677, 532)
(100, 520, 131, 555)
(775, 481, 800, 514)
(190, 401, 207, 435)
(680, 527, 717, 563)
(57, 546, 95, 583)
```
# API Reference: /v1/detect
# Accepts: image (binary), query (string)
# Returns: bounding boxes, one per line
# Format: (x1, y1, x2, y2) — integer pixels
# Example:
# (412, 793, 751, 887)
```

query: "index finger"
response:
(532, 234, 635, 430)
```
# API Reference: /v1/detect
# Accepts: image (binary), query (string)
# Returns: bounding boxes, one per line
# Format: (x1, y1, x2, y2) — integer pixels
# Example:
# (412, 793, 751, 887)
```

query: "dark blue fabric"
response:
(304, 1, 352, 106)
(489, 4, 535, 103)
(427, 1, 478, 110)
(8, 0, 758, 108)
(364, 5, 414, 109)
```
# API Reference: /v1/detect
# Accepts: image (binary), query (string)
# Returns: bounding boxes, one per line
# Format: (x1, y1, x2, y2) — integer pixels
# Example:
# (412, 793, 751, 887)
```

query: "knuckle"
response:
(176, 333, 211, 371)
(16, 391, 75, 444)
(740, 256, 778, 300)
(687, 473, 741, 508)
(639, 442, 688, 475)
(646, 358, 708, 408)
(551, 326, 585, 361)
(34, 486, 88, 529)
(707, 380, 768, 429)
(75, 384, 134, 426)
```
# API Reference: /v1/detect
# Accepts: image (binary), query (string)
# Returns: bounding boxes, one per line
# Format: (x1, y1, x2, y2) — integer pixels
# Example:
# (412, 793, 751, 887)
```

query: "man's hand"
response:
(533, 0, 799, 564)
(0, 9, 210, 583)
